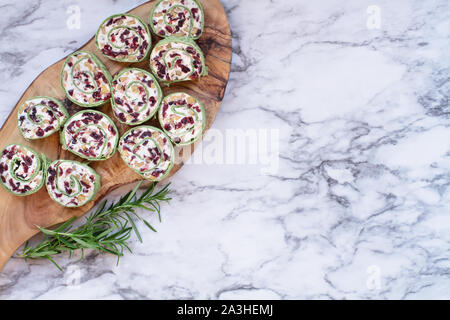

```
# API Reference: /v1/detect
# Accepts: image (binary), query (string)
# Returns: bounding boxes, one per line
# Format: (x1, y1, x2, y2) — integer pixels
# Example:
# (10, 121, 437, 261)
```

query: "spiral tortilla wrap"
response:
(61, 110, 119, 161)
(46, 160, 100, 207)
(158, 92, 205, 145)
(96, 14, 151, 63)
(149, 0, 204, 39)
(150, 37, 207, 84)
(0, 144, 47, 196)
(17, 96, 68, 140)
(61, 51, 112, 107)
(111, 68, 162, 125)
(118, 126, 174, 181)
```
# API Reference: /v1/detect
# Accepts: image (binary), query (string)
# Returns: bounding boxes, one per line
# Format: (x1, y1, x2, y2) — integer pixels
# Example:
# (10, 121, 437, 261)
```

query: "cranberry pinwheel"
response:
(17, 96, 68, 140)
(61, 110, 119, 161)
(61, 51, 112, 107)
(46, 160, 100, 207)
(111, 68, 163, 125)
(0, 144, 47, 196)
(118, 126, 174, 181)
(150, 37, 207, 84)
(96, 14, 151, 63)
(149, 0, 204, 39)
(158, 92, 205, 145)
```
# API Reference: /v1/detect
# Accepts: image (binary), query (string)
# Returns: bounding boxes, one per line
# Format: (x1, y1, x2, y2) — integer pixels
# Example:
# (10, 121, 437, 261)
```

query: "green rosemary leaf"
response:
(124, 212, 142, 243)
(143, 219, 157, 232)
(47, 256, 63, 271)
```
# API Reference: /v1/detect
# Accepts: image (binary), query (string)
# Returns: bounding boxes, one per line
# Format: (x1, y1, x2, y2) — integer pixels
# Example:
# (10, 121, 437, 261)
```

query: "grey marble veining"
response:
(0, 0, 449, 299)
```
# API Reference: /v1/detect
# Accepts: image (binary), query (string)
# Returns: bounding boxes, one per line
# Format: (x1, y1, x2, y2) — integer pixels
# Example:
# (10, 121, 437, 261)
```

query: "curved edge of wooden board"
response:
(0, 0, 231, 272)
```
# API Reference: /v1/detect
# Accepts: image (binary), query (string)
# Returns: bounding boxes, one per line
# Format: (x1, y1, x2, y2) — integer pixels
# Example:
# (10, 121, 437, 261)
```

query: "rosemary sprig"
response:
(21, 182, 171, 270)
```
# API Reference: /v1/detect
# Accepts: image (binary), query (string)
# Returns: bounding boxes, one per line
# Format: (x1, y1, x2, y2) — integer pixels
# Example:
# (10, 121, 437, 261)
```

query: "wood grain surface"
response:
(0, 0, 231, 272)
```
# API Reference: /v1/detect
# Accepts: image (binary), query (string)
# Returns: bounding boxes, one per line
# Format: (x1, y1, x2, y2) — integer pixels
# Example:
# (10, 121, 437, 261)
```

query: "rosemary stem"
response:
(21, 182, 171, 270)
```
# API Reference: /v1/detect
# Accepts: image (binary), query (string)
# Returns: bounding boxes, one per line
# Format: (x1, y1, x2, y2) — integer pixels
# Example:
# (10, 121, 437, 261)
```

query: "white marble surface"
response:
(0, 0, 449, 299)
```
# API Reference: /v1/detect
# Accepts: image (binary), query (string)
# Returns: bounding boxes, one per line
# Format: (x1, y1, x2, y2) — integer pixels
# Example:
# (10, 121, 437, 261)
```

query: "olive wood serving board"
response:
(0, 0, 231, 272)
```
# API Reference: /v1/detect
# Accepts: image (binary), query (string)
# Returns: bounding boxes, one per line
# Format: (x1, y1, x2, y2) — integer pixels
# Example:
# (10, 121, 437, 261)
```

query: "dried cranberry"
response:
(186, 46, 195, 54)
(29, 108, 38, 122)
(180, 65, 191, 73)
(94, 72, 104, 81)
(117, 113, 126, 122)
(23, 156, 33, 166)
(48, 174, 55, 184)
(162, 104, 168, 117)
(90, 131, 102, 140)
(9, 178, 17, 189)
(48, 167, 57, 176)
(131, 112, 139, 120)
(151, 170, 162, 177)
(36, 127, 45, 137)
(92, 89, 101, 100)
(47, 100, 58, 109)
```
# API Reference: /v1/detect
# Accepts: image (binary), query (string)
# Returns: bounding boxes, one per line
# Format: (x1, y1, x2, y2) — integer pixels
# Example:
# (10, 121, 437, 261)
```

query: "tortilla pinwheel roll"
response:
(61, 110, 119, 161)
(46, 160, 100, 207)
(0, 144, 47, 196)
(61, 51, 112, 107)
(95, 14, 151, 63)
(150, 37, 207, 84)
(17, 96, 69, 140)
(150, 0, 204, 39)
(111, 68, 163, 125)
(159, 92, 205, 145)
(119, 126, 174, 181)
